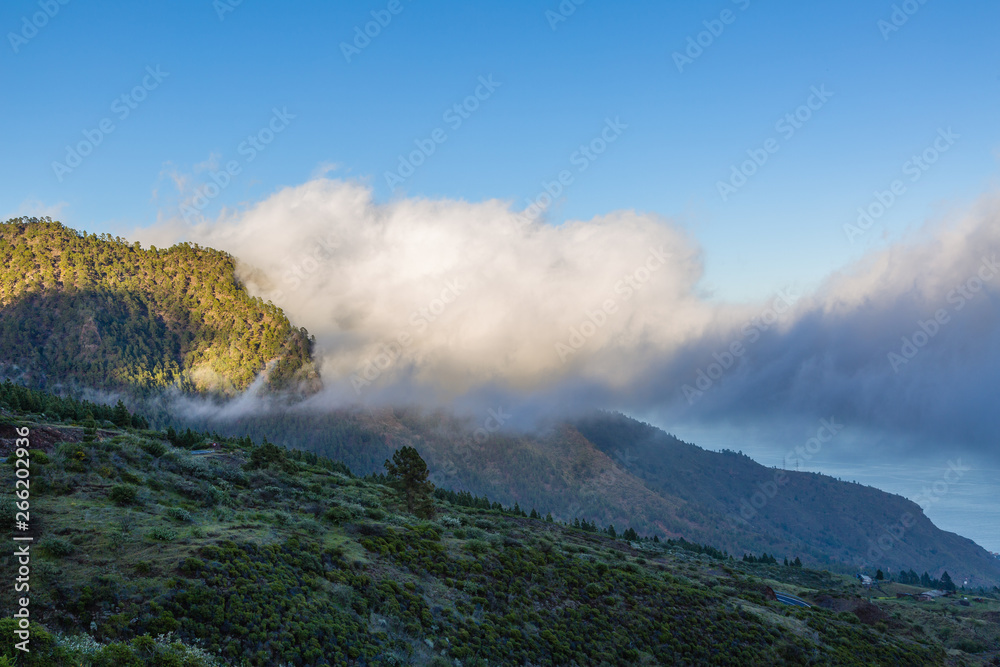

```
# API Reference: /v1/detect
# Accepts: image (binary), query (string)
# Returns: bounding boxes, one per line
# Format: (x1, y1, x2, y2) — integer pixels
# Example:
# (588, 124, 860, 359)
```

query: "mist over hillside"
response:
(140, 181, 1000, 469)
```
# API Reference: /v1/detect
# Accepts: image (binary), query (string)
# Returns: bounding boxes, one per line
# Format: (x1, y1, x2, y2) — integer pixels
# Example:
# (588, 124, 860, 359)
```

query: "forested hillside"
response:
(171, 406, 1000, 588)
(3, 394, 991, 666)
(0, 217, 318, 395)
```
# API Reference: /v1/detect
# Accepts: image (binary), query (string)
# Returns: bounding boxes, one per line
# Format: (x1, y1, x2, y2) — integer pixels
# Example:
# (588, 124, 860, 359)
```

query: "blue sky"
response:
(3, 1, 1000, 553)
(3, 0, 998, 302)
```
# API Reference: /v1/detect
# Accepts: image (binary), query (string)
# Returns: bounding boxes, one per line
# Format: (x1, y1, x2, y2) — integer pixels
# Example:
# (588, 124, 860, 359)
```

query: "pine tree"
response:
(383, 446, 435, 519)
(82, 413, 97, 443)
(112, 399, 131, 427)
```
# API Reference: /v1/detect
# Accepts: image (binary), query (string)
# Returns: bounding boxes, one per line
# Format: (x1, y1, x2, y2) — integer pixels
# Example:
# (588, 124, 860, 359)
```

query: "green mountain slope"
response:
(179, 407, 1000, 588)
(572, 411, 1000, 588)
(0, 217, 318, 395)
(4, 396, 990, 666)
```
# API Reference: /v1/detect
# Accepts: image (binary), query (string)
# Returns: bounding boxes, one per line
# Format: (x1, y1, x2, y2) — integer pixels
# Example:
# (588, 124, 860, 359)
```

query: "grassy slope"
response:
(189, 406, 1000, 588)
(3, 413, 997, 665)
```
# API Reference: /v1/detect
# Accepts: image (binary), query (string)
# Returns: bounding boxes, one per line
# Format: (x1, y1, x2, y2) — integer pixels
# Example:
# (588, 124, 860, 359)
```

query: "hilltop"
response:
(0, 217, 318, 396)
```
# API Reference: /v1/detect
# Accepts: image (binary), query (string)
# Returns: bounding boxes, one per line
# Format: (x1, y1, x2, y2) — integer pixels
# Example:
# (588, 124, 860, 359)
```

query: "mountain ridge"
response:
(2, 218, 996, 587)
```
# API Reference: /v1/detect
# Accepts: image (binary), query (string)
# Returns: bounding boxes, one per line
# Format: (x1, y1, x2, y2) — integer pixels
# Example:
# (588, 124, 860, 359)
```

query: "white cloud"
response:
(8, 198, 68, 220)
(138, 179, 1000, 456)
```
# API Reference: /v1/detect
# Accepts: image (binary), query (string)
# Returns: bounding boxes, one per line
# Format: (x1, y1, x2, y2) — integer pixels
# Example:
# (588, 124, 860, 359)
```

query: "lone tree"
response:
(384, 446, 435, 518)
(82, 413, 97, 443)
(112, 399, 131, 428)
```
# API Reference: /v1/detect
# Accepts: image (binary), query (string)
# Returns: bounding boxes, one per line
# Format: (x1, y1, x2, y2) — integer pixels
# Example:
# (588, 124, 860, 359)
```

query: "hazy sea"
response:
(666, 421, 1000, 556)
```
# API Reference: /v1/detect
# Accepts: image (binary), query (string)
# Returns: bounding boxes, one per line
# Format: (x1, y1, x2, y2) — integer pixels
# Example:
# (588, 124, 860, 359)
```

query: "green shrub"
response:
(43, 537, 74, 558)
(953, 638, 985, 653)
(109, 484, 139, 506)
(63, 445, 89, 472)
(147, 526, 177, 541)
(268, 510, 292, 525)
(0, 618, 60, 663)
(180, 557, 204, 574)
(120, 471, 142, 485)
(140, 440, 167, 457)
(301, 519, 323, 535)
(323, 506, 353, 525)
(108, 531, 129, 550)
(464, 539, 489, 555)
(167, 507, 194, 523)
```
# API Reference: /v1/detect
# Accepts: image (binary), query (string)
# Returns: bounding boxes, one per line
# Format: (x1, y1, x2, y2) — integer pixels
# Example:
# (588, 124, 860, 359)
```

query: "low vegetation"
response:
(1, 393, 996, 665)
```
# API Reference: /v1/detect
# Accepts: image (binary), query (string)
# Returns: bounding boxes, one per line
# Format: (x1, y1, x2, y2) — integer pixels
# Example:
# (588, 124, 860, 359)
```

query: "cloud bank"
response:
(140, 178, 1000, 458)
